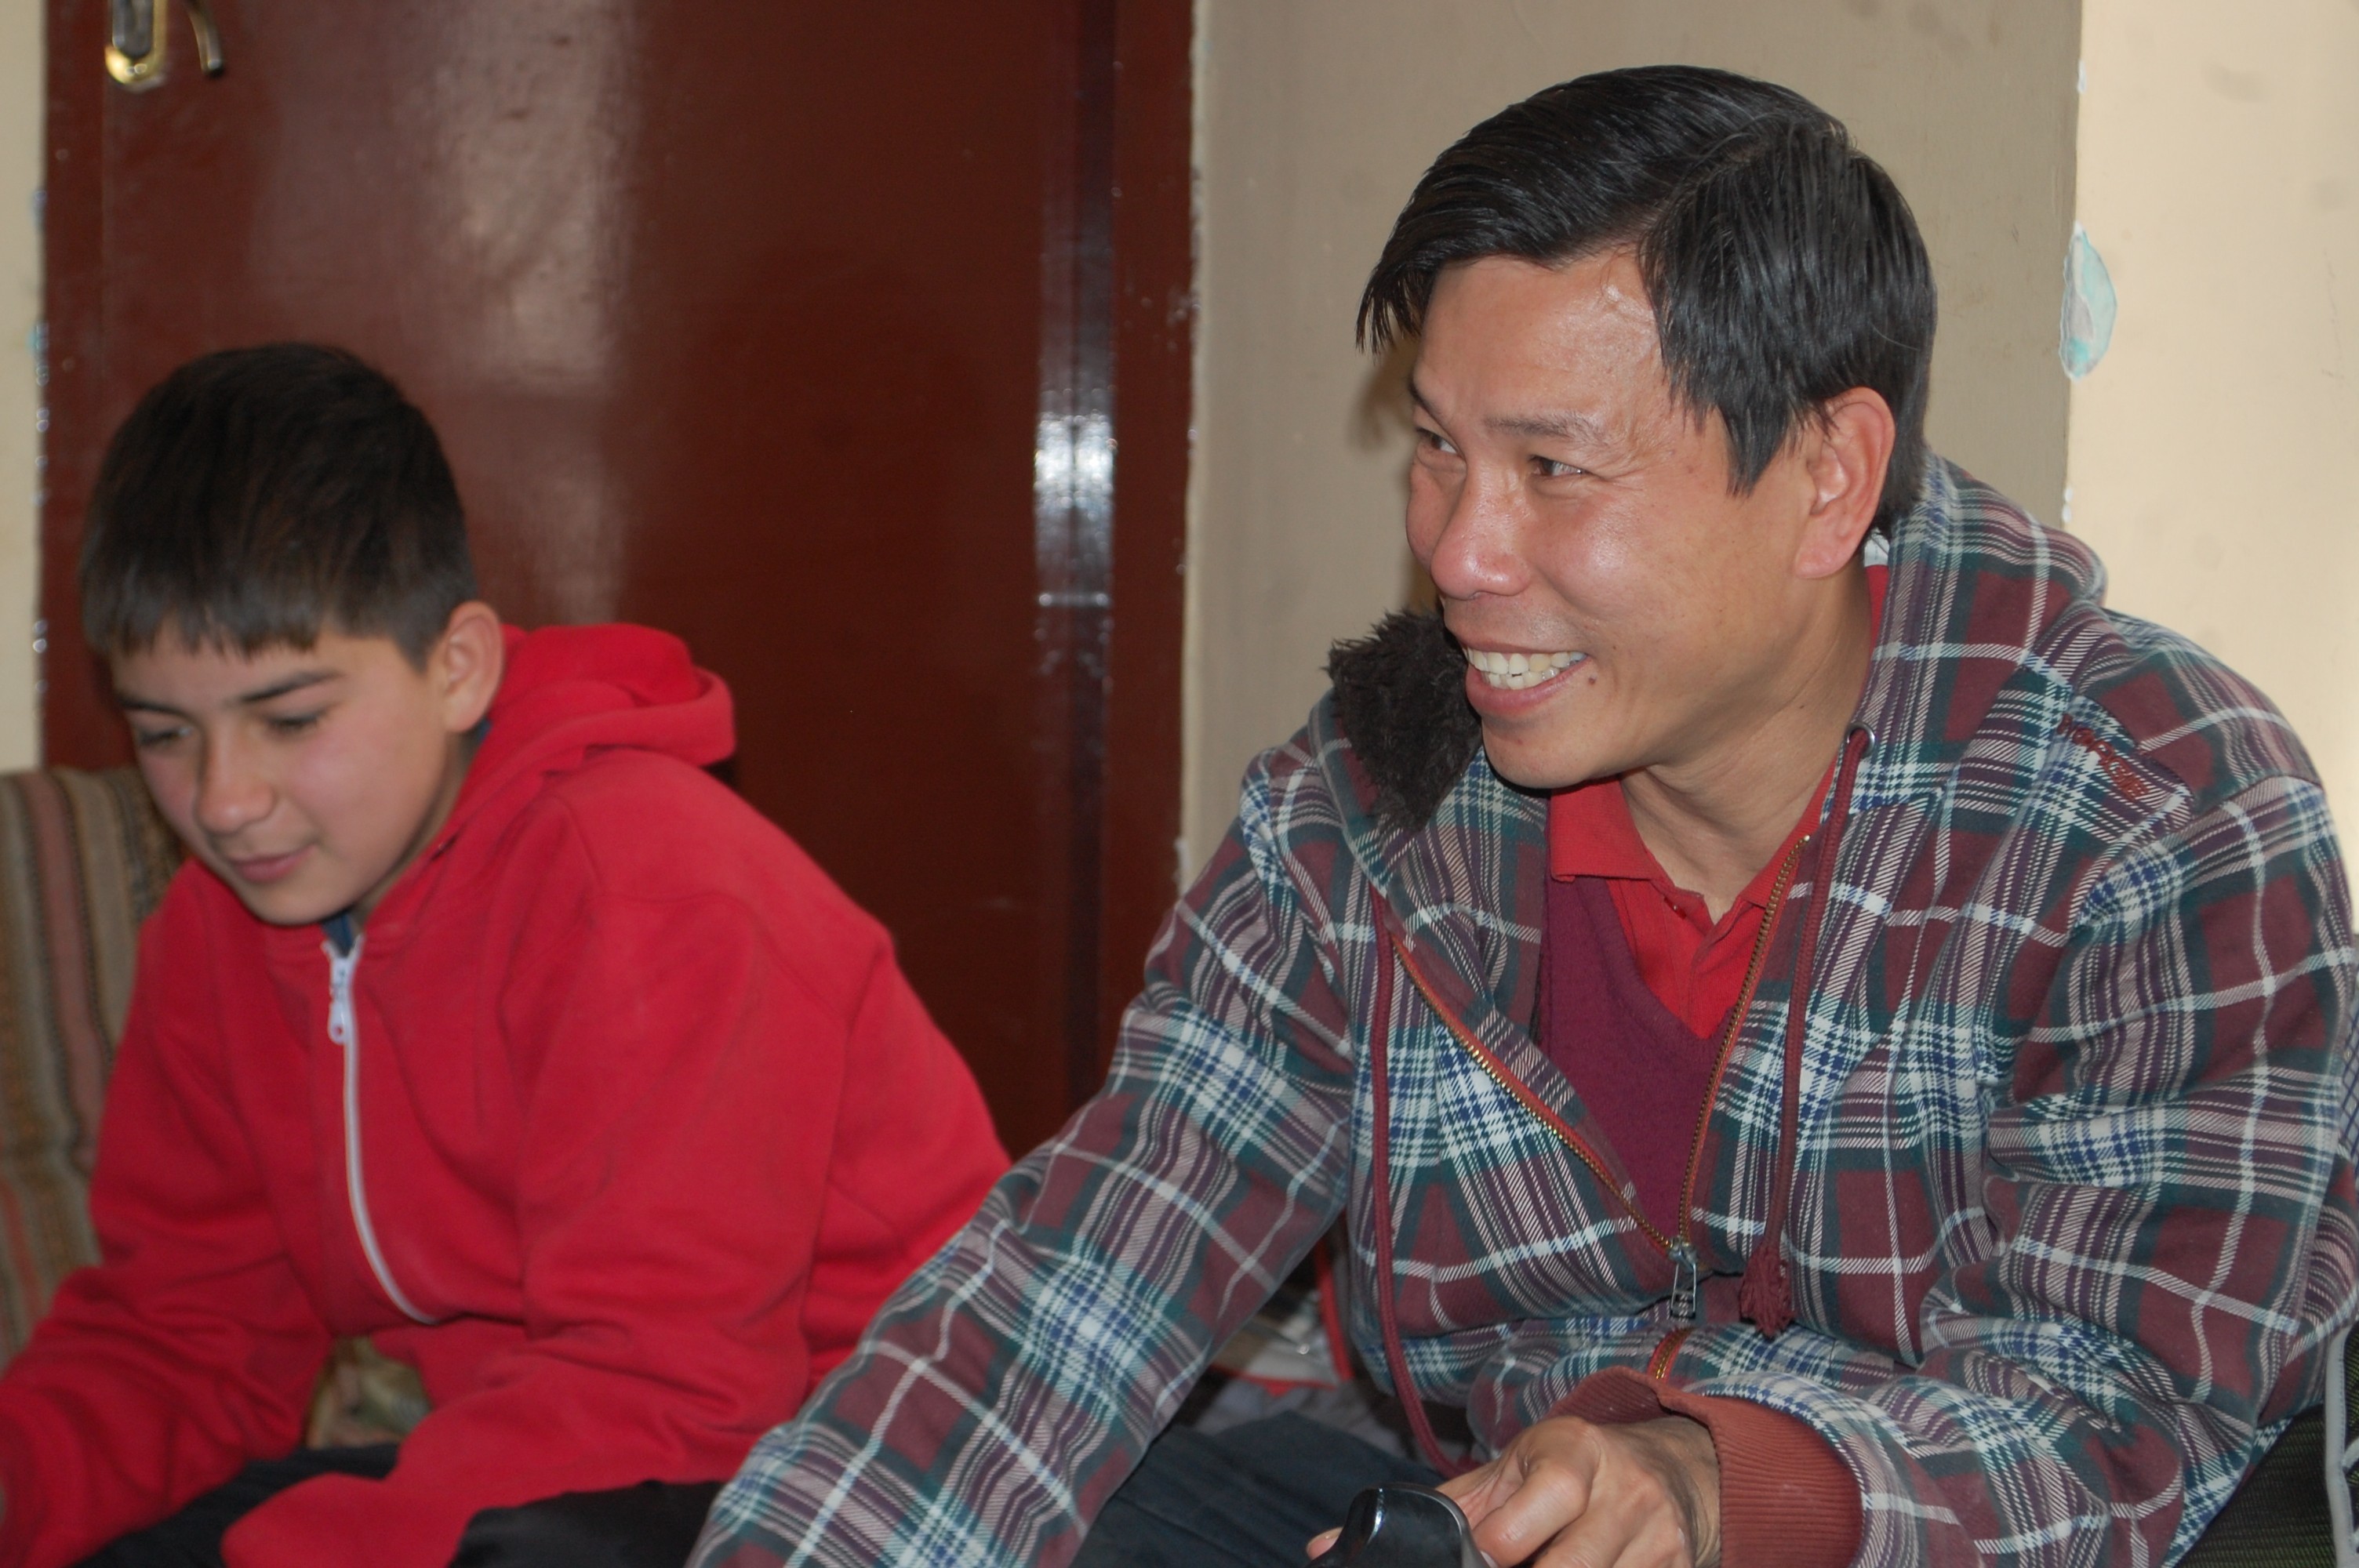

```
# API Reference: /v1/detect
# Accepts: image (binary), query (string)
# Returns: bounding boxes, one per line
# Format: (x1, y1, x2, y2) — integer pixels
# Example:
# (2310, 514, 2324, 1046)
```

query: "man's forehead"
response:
(1409, 253, 1683, 435)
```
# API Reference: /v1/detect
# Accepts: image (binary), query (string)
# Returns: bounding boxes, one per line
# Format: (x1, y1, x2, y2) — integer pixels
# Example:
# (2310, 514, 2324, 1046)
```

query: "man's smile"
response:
(1462, 645, 1584, 690)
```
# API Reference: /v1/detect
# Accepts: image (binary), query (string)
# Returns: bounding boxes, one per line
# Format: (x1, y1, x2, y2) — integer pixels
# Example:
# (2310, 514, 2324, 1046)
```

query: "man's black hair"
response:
(1360, 65, 1936, 528)
(80, 343, 478, 666)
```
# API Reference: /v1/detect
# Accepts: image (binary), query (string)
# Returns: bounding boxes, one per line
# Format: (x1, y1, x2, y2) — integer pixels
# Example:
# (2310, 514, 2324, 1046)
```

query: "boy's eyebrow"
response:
(231, 670, 340, 706)
(112, 669, 340, 713)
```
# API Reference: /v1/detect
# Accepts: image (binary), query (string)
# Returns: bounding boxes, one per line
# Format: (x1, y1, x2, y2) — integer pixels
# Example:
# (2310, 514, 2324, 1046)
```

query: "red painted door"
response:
(41, 0, 1191, 1153)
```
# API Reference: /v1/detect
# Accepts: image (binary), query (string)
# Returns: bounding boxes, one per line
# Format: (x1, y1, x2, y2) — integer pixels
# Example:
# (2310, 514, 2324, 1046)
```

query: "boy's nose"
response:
(192, 742, 274, 837)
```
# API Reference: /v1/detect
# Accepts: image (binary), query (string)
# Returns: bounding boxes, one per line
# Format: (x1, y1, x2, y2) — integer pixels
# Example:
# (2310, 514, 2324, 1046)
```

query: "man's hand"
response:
(1305, 1414, 1720, 1567)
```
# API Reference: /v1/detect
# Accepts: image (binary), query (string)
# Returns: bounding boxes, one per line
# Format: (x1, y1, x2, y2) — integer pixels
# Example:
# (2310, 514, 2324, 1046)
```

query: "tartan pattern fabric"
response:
(696, 462, 2359, 1567)
(0, 769, 180, 1360)
(2344, 1326, 2359, 1564)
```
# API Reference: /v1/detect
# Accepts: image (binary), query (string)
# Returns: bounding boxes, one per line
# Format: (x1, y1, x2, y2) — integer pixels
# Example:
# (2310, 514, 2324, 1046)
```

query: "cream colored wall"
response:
(2065, 0, 2359, 813)
(0, 0, 38, 770)
(1185, 0, 2083, 873)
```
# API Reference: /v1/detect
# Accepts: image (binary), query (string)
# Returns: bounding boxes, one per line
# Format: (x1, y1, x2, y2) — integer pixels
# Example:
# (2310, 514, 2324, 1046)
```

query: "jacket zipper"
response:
(1393, 942, 1677, 1251)
(325, 935, 437, 1325)
(1386, 830, 1806, 1376)
(1667, 837, 1808, 1298)
(1648, 837, 1808, 1374)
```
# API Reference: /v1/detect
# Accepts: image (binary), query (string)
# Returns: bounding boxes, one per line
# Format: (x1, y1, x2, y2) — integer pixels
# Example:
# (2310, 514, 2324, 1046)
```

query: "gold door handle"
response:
(106, 0, 224, 91)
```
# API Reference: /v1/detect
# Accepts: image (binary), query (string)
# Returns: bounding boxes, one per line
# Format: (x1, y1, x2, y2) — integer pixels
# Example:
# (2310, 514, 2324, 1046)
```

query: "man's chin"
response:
(1478, 723, 1626, 793)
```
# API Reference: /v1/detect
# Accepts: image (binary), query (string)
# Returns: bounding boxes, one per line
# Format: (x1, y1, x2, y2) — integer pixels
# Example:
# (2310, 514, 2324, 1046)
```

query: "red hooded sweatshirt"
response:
(0, 624, 1009, 1567)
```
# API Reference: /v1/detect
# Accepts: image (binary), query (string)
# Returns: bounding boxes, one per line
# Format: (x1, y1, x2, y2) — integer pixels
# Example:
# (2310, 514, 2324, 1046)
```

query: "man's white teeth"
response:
(1464, 648, 1580, 689)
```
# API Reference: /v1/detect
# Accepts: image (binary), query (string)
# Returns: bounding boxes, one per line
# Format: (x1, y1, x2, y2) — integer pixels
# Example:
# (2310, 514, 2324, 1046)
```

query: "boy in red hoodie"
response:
(0, 345, 1009, 1568)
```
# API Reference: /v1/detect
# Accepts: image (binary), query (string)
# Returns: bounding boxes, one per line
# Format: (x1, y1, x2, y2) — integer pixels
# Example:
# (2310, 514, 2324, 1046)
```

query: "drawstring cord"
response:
(1366, 935, 1472, 1478)
(1738, 724, 1873, 1338)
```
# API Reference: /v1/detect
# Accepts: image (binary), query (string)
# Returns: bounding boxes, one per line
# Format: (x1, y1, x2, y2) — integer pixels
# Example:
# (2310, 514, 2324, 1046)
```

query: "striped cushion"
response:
(0, 768, 181, 1361)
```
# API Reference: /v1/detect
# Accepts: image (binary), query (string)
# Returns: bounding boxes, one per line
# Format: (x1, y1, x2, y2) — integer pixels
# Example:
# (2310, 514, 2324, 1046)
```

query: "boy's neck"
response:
(347, 725, 484, 927)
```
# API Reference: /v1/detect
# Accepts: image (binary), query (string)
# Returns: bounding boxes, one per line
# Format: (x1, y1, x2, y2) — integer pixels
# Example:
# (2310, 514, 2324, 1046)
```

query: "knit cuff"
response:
(1550, 1367, 1862, 1568)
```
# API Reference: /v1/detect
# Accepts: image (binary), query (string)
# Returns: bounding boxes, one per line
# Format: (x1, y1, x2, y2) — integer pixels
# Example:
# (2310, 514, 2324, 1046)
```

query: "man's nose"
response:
(192, 735, 273, 838)
(1423, 473, 1526, 602)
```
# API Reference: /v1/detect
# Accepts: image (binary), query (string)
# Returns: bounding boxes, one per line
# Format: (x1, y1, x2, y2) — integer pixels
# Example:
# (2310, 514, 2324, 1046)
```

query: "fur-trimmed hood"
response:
(1326, 609, 1481, 838)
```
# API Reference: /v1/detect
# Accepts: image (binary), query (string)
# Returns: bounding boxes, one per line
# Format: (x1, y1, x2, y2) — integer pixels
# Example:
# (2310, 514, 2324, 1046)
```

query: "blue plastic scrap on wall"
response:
(2060, 223, 2117, 380)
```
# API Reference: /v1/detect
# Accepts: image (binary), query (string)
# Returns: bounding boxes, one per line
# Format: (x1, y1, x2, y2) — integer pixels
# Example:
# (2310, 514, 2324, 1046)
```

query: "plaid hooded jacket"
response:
(695, 462, 2359, 1567)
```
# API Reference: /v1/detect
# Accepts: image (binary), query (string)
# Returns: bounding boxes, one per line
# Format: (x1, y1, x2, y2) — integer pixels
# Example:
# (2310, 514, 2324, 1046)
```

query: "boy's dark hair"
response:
(80, 343, 478, 665)
(1359, 65, 1937, 529)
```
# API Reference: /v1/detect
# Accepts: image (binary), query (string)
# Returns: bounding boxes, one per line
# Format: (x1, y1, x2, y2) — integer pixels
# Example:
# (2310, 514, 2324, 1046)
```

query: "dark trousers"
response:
(75, 1446, 722, 1568)
(1072, 1414, 1440, 1568)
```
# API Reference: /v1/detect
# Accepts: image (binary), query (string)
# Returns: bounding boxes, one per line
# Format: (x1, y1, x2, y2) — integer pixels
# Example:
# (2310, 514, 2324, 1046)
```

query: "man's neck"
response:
(1619, 568, 1874, 921)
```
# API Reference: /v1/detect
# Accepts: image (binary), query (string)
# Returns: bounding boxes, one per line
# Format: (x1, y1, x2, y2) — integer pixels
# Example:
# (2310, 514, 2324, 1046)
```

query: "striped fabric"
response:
(696, 460, 2359, 1568)
(0, 769, 180, 1360)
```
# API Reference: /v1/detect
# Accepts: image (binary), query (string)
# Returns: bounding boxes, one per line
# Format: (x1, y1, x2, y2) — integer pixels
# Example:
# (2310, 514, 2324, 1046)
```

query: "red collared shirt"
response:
(1547, 777, 1815, 1038)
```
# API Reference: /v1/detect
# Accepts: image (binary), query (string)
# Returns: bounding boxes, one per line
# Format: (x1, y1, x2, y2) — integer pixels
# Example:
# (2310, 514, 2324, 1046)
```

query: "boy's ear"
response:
(430, 602, 506, 734)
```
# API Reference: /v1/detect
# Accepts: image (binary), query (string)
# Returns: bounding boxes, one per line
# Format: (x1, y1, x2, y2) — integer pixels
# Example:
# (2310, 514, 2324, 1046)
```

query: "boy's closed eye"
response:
(260, 709, 327, 737)
(129, 722, 191, 750)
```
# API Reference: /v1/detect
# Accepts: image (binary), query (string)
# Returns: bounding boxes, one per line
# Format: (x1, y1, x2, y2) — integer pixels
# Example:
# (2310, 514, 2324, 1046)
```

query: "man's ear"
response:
(1791, 387, 1896, 581)
(430, 602, 505, 734)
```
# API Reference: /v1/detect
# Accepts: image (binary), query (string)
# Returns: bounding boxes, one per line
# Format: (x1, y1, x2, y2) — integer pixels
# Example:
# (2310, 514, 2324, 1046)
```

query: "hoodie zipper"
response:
(324, 935, 437, 1325)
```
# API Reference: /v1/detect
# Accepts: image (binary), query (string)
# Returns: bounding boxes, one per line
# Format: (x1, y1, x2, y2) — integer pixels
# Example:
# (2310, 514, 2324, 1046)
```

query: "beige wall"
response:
(2065, 0, 2359, 812)
(0, 0, 38, 770)
(1186, 0, 2084, 872)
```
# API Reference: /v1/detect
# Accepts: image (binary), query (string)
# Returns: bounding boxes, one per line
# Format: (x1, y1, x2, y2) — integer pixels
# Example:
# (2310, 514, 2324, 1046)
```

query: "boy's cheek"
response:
(133, 756, 198, 843)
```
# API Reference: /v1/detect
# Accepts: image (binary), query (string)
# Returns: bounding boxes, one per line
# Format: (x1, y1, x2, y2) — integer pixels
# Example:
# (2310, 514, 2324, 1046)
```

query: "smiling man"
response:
(697, 67, 2359, 1568)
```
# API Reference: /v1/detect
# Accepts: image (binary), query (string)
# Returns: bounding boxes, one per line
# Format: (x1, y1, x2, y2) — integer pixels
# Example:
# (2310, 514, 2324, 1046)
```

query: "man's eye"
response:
(1416, 428, 1459, 456)
(129, 727, 187, 750)
(265, 712, 323, 736)
(1533, 457, 1587, 479)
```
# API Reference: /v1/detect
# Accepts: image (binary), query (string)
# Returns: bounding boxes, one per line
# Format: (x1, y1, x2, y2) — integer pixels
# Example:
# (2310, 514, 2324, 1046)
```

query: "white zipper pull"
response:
(325, 938, 360, 1047)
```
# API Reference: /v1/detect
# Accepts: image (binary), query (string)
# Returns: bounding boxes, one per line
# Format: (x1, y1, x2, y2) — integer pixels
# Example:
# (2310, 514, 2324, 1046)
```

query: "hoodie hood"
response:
(458, 622, 734, 829)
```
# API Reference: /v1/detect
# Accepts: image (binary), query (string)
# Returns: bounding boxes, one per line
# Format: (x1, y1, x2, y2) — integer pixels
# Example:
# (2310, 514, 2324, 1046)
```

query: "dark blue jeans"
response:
(74, 1445, 720, 1568)
(1074, 1413, 1441, 1568)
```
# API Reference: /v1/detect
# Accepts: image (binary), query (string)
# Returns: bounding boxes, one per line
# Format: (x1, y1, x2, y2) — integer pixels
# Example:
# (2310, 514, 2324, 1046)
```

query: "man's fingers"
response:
(1304, 1526, 1339, 1559)
(1534, 1493, 1694, 1568)
(1468, 1449, 1597, 1568)
(1438, 1451, 1532, 1527)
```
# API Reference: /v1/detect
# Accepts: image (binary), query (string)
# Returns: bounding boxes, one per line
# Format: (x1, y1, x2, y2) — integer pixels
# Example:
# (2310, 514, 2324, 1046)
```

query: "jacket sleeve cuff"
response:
(1548, 1367, 1862, 1568)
